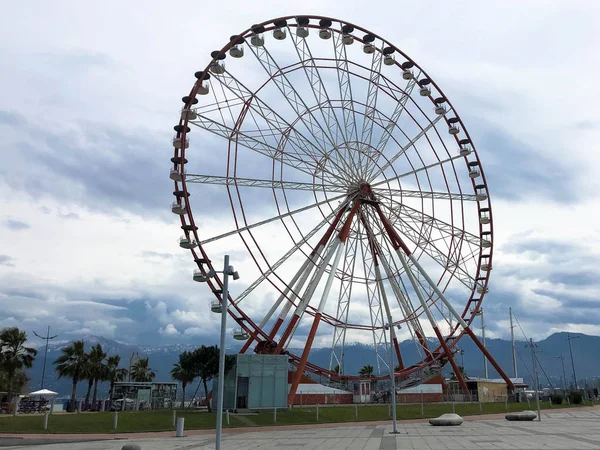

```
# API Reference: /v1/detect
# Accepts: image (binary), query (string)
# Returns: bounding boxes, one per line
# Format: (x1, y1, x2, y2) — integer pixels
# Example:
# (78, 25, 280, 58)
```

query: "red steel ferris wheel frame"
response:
(170, 15, 513, 392)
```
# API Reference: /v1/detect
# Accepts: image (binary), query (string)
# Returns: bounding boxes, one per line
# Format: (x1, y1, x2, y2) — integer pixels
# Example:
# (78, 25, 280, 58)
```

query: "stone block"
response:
(505, 410, 537, 421)
(429, 413, 463, 426)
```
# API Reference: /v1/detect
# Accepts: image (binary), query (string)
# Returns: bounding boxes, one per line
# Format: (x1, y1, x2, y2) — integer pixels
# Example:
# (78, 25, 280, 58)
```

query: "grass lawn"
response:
(0, 401, 580, 434)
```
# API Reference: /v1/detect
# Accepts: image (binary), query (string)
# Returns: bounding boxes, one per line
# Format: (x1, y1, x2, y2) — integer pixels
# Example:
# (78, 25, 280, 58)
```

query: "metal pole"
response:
(529, 339, 541, 422)
(567, 332, 579, 390)
(388, 324, 397, 434)
(509, 308, 517, 378)
(33, 326, 58, 390)
(215, 255, 230, 450)
(481, 309, 488, 379)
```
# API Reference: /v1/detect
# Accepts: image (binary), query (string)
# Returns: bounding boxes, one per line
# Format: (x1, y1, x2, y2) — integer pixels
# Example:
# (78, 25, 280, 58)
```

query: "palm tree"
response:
(105, 355, 127, 398)
(130, 357, 155, 382)
(54, 340, 86, 412)
(358, 365, 374, 378)
(0, 327, 37, 402)
(88, 344, 107, 408)
(171, 351, 195, 408)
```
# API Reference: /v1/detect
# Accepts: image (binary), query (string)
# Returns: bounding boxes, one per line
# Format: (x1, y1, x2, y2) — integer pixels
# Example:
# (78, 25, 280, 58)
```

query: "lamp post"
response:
(566, 332, 580, 390)
(554, 355, 568, 394)
(33, 326, 58, 390)
(527, 339, 541, 422)
(197, 255, 240, 450)
(385, 323, 398, 434)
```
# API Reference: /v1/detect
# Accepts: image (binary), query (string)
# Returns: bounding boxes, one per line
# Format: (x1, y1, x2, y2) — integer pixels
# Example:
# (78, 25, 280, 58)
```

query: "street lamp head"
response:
(232, 271, 240, 280)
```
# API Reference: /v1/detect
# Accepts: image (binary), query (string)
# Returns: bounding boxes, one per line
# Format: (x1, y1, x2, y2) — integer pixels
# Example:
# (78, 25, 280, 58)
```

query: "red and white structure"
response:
(170, 15, 514, 406)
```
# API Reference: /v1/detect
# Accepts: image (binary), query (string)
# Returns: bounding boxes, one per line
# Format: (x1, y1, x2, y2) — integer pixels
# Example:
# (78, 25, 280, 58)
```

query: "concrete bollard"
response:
(355, 404, 358, 419)
(43, 412, 49, 430)
(172, 410, 176, 427)
(479, 401, 483, 414)
(226, 409, 230, 425)
(388, 404, 391, 418)
(316, 405, 319, 422)
(452, 402, 455, 414)
(176, 417, 185, 437)
(274, 408, 277, 424)
(504, 397, 508, 412)
(50, 401, 55, 415)
(114, 412, 118, 429)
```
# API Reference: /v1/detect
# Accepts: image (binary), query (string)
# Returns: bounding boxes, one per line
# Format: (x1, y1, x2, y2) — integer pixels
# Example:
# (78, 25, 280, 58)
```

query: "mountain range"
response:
(26, 332, 600, 398)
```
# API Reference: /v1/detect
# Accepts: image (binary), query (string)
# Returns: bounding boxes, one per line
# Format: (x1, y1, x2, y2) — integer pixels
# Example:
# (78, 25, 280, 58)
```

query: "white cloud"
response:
(0, 1, 599, 361)
(158, 324, 180, 336)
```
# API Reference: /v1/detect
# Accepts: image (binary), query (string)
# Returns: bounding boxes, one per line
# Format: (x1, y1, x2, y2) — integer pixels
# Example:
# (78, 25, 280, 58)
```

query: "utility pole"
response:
(33, 326, 58, 390)
(566, 332, 580, 390)
(554, 355, 568, 394)
(528, 339, 541, 422)
(509, 308, 517, 378)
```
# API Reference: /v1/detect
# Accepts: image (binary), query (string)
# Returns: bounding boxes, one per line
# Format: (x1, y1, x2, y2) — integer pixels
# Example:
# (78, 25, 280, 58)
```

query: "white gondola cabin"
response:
(179, 236, 197, 249)
(169, 168, 185, 182)
(233, 329, 249, 340)
(210, 300, 222, 313)
(171, 202, 186, 215)
(172, 136, 189, 149)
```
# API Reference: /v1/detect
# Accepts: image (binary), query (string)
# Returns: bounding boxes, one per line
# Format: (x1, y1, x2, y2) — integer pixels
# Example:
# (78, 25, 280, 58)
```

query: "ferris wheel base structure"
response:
(169, 14, 516, 407)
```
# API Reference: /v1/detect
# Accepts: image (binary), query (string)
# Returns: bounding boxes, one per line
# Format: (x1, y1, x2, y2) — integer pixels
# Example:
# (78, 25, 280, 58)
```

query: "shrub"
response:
(568, 391, 583, 405)
(550, 393, 563, 405)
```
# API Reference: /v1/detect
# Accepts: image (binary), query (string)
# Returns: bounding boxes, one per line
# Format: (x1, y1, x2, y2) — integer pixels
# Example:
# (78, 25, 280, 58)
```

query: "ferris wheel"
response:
(170, 15, 514, 403)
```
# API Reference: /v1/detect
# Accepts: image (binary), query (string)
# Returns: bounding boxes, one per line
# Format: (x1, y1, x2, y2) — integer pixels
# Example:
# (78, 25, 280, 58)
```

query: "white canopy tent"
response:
(28, 389, 58, 396)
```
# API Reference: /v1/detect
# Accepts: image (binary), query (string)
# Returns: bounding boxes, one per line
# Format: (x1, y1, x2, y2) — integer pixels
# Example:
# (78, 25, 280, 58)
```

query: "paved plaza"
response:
(2, 408, 600, 449)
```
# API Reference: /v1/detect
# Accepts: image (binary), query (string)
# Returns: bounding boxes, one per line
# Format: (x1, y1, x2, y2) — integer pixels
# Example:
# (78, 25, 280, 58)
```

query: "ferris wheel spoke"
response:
(384, 201, 481, 247)
(365, 77, 419, 177)
(369, 113, 445, 181)
(331, 28, 363, 179)
(329, 232, 359, 374)
(392, 213, 477, 290)
(204, 70, 345, 182)
(234, 205, 341, 307)
(185, 173, 348, 193)
(373, 187, 478, 202)
(369, 153, 466, 194)
(188, 113, 321, 179)
(359, 45, 384, 154)
(199, 192, 347, 246)
(246, 44, 359, 182)
(287, 29, 356, 178)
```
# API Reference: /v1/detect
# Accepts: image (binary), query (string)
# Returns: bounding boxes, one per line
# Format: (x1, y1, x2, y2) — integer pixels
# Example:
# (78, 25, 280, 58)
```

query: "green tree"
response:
(0, 327, 37, 402)
(359, 365, 374, 378)
(333, 364, 341, 375)
(105, 355, 127, 398)
(88, 344, 107, 408)
(171, 351, 196, 408)
(54, 340, 87, 412)
(130, 357, 155, 382)
(190, 345, 235, 413)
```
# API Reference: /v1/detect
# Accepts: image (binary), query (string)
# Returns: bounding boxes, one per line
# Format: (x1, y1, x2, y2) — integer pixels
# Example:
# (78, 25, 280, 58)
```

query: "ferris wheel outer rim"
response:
(172, 14, 494, 379)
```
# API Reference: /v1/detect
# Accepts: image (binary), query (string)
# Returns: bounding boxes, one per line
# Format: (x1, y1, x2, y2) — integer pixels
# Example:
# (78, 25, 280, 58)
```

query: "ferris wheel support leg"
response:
(362, 212, 427, 364)
(392, 247, 470, 396)
(374, 265, 404, 370)
(406, 254, 516, 391)
(288, 203, 360, 405)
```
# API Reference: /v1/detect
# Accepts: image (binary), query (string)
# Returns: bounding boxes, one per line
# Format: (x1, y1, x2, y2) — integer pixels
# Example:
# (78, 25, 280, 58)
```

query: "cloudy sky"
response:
(1, 1, 599, 355)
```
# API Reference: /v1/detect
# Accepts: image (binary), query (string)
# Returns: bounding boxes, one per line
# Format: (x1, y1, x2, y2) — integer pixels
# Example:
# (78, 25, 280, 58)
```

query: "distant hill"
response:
(26, 332, 600, 397)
